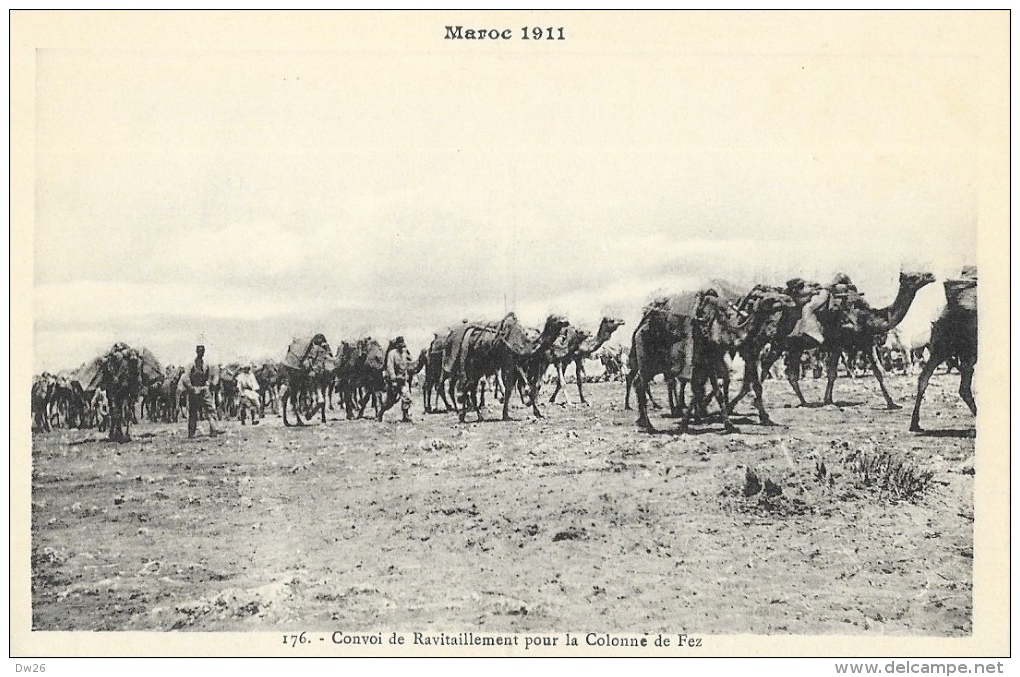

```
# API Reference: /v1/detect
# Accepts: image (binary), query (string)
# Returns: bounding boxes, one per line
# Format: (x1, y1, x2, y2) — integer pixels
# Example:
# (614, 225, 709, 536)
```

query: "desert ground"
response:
(30, 371, 975, 636)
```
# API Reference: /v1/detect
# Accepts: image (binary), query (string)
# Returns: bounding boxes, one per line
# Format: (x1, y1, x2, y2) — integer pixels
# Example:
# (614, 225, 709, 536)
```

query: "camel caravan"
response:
(31, 267, 977, 441)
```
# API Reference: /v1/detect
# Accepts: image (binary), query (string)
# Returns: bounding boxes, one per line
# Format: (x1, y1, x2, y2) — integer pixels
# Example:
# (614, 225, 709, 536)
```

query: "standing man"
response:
(236, 363, 261, 425)
(183, 344, 223, 438)
(376, 336, 413, 423)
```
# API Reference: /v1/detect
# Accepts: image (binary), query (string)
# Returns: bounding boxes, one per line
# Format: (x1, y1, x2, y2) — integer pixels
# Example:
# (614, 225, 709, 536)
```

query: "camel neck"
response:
(869, 283, 919, 333)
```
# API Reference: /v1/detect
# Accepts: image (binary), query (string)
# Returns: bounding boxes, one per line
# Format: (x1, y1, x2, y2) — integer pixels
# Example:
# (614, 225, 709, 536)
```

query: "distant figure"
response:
(236, 363, 261, 425)
(182, 344, 223, 438)
(377, 336, 413, 423)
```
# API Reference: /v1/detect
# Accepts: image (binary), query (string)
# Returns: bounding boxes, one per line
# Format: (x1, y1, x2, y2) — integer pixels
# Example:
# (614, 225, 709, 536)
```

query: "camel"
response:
(96, 343, 162, 442)
(278, 334, 335, 426)
(255, 360, 280, 416)
(448, 313, 568, 422)
(630, 292, 708, 429)
(547, 316, 626, 405)
(31, 373, 56, 433)
(333, 337, 387, 419)
(156, 366, 185, 422)
(422, 331, 456, 414)
(630, 289, 792, 433)
(46, 371, 85, 429)
(722, 284, 799, 425)
(818, 271, 936, 409)
(910, 271, 977, 432)
(757, 276, 868, 408)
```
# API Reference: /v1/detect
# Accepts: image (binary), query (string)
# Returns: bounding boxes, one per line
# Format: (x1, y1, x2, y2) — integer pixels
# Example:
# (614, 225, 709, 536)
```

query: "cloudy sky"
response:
(29, 13, 994, 372)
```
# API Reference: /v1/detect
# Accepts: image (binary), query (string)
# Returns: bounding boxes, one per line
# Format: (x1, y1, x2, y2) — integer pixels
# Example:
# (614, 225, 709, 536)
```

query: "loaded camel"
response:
(447, 313, 568, 422)
(909, 268, 977, 432)
(546, 316, 626, 405)
(630, 289, 791, 433)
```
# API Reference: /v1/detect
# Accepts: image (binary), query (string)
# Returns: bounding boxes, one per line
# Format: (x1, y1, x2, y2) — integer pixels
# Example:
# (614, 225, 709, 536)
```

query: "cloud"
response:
(30, 48, 981, 373)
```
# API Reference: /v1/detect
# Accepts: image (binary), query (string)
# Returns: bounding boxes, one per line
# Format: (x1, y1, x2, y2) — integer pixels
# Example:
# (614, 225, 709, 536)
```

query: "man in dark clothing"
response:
(376, 336, 413, 423)
(183, 344, 223, 438)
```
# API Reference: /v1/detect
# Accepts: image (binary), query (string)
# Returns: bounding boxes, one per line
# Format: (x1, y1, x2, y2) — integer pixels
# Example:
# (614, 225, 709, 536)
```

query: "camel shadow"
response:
(915, 428, 976, 439)
(460, 417, 524, 425)
(645, 426, 742, 437)
(782, 401, 864, 409)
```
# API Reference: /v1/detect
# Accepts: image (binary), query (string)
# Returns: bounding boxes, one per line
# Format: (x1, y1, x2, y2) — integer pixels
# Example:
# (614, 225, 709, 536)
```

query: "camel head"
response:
(599, 316, 626, 334)
(900, 270, 937, 292)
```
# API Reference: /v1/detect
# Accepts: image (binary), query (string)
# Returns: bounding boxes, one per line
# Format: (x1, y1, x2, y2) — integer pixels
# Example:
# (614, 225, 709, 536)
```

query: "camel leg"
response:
(502, 370, 514, 421)
(841, 352, 857, 379)
(624, 370, 634, 410)
(437, 378, 453, 412)
(743, 358, 774, 425)
(784, 348, 811, 407)
(708, 375, 738, 433)
(468, 379, 484, 422)
(667, 378, 678, 416)
(291, 392, 305, 425)
(447, 379, 459, 414)
(864, 350, 901, 409)
(123, 401, 133, 441)
(676, 379, 695, 434)
(959, 360, 977, 417)
(455, 379, 473, 422)
(549, 363, 565, 404)
(822, 350, 841, 406)
(635, 374, 654, 431)
(356, 389, 371, 418)
(729, 376, 753, 412)
(343, 388, 356, 419)
(909, 352, 943, 432)
(109, 397, 124, 442)
(529, 378, 544, 418)
(282, 391, 293, 427)
(575, 361, 588, 405)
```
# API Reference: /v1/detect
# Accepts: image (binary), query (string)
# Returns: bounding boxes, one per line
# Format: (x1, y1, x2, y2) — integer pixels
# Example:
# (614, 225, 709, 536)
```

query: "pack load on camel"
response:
(282, 334, 333, 372)
(943, 264, 977, 312)
(785, 273, 861, 345)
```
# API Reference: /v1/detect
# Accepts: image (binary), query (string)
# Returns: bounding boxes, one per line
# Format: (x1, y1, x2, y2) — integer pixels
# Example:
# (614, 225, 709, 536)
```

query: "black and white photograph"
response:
(11, 10, 1010, 661)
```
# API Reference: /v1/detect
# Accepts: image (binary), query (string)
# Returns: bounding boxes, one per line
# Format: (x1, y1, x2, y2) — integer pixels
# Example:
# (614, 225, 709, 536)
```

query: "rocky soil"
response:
(30, 374, 975, 636)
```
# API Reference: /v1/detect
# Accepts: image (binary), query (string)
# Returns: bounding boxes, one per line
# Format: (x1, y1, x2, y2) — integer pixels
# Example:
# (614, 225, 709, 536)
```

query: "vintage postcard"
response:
(11, 10, 1010, 661)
